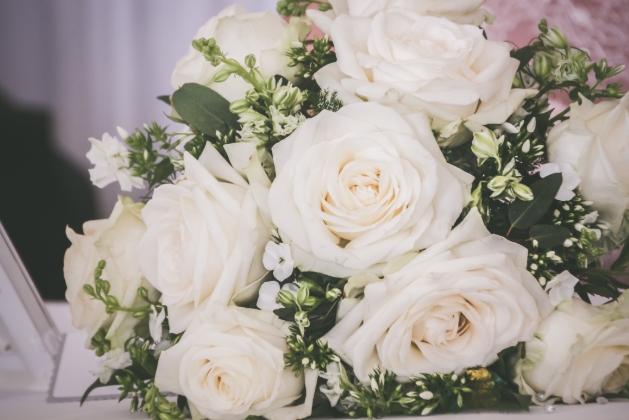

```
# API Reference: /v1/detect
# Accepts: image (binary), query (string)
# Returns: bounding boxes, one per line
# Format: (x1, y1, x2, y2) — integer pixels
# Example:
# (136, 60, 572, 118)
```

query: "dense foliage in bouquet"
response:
(65, 1, 629, 419)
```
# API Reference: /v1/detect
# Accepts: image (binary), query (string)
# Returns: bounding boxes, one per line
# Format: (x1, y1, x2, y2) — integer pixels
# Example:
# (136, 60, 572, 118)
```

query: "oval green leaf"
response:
(530, 224, 571, 249)
(509, 173, 563, 229)
(171, 83, 239, 136)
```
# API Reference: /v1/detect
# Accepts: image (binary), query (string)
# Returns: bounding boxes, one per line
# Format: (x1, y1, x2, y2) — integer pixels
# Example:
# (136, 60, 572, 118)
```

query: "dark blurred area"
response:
(0, 93, 96, 300)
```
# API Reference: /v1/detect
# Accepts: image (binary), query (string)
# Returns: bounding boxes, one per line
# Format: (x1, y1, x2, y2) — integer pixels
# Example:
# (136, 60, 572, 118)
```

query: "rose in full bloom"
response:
(171, 5, 310, 102)
(513, 293, 629, 404)
(268, 102, 473, 277)
(308, 0, 492, 34)
(547, 95, 629, 235)
(324, 209, 552, 382)
(137, 145, 271, 333)
(315, 10, 536, 146)
(155, 303, 318, 420)
(64, 196, 157, 348)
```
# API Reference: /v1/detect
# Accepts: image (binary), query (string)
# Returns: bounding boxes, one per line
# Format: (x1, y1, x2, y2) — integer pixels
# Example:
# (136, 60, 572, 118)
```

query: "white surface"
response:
(1, 302, 628, 420)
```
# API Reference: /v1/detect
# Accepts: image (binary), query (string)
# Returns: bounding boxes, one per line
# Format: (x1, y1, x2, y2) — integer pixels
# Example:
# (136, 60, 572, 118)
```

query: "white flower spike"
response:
(545, 271, 579, 306)
(263, 241, 295, 281)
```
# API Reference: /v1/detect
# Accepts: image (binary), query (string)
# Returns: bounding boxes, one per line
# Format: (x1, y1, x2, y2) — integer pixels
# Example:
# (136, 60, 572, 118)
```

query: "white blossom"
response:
(263, 242, 295, 281)
(91, 348, 132, 384)
(257, 281, 299, 311)
(149, 307, 166, 343)
(319, 362, 343, 407)
(86, 133, 143, 192)
(545, 271, 579, 306)
(539, 162, 581, 201)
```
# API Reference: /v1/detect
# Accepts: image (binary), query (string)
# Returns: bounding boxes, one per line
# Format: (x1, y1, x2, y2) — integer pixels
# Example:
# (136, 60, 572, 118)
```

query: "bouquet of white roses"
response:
(65, 1, 629, 419)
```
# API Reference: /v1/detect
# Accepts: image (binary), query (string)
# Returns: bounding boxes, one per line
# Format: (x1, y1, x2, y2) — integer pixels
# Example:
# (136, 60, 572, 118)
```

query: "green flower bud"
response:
(534, 54, 552, 79)
(245, 89, 260, 102)
(541, 27, 569, 49)
(326, 288, 342, 301)
(512, 183, 534, 201)
(278, 290, 297, 307)
(244, 54, 257, 69)
(83, 284, 95, 296)
(98, 260, 107, 269)
(471, 131, 501, 166)
(294, 311, 310, 328)
(487, 175, 510, 195)
(213, 69, 232, 83)
(229, 99, 251, 114)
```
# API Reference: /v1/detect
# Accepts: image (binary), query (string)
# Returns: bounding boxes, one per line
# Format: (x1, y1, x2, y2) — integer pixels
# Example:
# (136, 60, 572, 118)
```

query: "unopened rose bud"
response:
(326, 288, 342, 301)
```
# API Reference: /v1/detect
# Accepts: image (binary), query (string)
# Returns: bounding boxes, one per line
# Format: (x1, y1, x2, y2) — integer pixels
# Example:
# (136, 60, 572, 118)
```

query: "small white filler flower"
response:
(91, 348, 132, 383)
(545, 271, 579, 306)
(263, 241, 294, 281)
(86, 132, 144, 191)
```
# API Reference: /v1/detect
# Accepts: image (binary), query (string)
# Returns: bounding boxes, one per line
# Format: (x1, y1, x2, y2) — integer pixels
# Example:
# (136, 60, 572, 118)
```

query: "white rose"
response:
(171, 5, 310, 102)
(547, 95, 629, 234)
(514, 293, 629, 404)
(268, 102, 473, 277)
(324, 209, 552, 382)
(308, 0, 492, 34)
(155, 303, 318, 420)
(315, 11, 536, 146)
(64, 196, 157, 348)
(137, 145, 271, 333)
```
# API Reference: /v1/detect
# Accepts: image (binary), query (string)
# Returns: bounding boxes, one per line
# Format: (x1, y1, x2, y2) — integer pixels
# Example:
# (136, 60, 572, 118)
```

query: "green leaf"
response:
(511, 46, 538, 71)
(530, 225, 571, 248)
(157, 95, 171, 106)
(171, 83, 239, 136)
(80, 377, 117, 406)
(611, 239, 629, 271)
(509, 174, 563, 229)
(499, 389, 531, 411)
(152, 158, 175, 185)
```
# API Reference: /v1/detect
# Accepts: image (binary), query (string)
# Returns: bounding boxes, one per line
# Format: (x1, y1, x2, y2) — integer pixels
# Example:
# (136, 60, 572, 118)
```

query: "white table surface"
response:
(0, 302, 628, 420)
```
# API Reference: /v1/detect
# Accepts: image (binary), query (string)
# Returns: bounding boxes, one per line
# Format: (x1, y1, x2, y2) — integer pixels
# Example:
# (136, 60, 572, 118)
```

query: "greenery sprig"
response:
(83, 261, 153, 318)
(277, 0, 332, 17)
(287, 36, 337, 80)
(337, 366, 528, 419)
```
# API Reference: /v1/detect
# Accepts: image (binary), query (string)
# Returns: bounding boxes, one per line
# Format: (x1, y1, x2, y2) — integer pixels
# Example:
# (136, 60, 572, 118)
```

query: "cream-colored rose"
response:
(268, 102, 472, 278)
(171, 5, 310, 102)
(547, 95, 629, 235)
(155, 303, 318, 420)
(137, 145, 271, 334)
(514, 293, 629, 404)
(308, 0, 492, 34)
(315, 10, 536, 146)
(64, 196, 157, 348)
(324, 209, 552, 382)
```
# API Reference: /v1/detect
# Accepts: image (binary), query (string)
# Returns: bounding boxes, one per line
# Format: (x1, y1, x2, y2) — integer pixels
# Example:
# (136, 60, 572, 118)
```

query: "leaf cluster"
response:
(125, 122, 177, 194)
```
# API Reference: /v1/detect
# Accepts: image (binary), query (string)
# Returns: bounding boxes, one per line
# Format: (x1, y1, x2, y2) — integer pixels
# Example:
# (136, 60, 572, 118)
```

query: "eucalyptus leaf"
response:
(509, 174, 563, 229)
(171, 83, 239, 136)
(611, 239, 629, 271)
(530, 225, 571, 248)
(157, 95, 171, 106)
